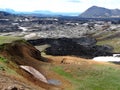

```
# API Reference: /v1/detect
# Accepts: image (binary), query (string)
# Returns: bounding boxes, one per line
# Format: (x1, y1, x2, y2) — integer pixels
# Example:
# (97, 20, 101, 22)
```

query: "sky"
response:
(0, 0, 120, 13)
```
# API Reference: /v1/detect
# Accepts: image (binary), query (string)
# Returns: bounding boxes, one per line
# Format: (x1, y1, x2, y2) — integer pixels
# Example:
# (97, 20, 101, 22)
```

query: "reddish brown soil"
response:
(0, 41, 72, 90)
(0, 41, 110, 90)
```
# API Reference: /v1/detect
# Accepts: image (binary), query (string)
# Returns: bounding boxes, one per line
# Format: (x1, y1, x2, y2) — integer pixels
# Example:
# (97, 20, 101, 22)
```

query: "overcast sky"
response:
(0, 0, 120, 13)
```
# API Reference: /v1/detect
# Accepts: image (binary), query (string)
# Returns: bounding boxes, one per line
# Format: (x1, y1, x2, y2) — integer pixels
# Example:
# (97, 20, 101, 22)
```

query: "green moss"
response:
(0, 36, 22, 45)
(0, 56, 8, 63)
(0, 56, 19, 75)
(52, 64, 120, 90)
(52, 66, 73, 79)
(97, 38, 120, 52)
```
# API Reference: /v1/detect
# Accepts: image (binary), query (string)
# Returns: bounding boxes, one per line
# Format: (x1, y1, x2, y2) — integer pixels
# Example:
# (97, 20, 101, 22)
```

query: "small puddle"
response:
(48, 79, 62, 86)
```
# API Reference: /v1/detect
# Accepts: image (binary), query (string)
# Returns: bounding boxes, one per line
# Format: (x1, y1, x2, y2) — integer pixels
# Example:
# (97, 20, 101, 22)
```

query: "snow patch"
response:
(93, 56, 120, 62)
(20, 65, 48, 83)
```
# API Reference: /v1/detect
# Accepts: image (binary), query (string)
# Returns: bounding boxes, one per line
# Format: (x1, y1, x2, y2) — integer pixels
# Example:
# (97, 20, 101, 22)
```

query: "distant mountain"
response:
(32, 10, 54, 15)
(80, 6, 120, 18)
(0, 8, 16, 14)
(0, 11, 12, 17)
(0, 8, 80, 16)
(16, 11, 80, 16)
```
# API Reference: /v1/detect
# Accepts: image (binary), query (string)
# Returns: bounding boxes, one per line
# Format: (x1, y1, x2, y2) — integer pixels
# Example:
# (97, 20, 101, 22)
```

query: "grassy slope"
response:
(0, 36, 21, 45)
(0, 56, 42, 90)
(0, 36, 44, 89)
(92, 30, 120, 53)
(97, 38, 120, 53)
(0, 55, 21, 74)
(0, 56, 21, 78)
(1, 35, 120, 90)
(52, 62, 120, 90)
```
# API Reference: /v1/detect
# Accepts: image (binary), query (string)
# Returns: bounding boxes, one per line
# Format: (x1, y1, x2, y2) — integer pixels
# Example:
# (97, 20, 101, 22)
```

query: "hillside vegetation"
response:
(97, 38, 120, 53)
(93, 30, 120, 53)
(0, 36, 21, 45)
(0, 36, 120, 89)
(45, 56, 120, 90)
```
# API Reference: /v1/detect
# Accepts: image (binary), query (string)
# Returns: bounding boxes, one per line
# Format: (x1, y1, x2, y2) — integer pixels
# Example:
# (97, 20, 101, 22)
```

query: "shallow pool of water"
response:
(48, 79, 62, 86)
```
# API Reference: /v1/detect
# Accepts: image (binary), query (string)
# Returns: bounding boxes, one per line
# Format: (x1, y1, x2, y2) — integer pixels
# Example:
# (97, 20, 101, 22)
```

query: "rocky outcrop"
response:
(72, 36, 97, 46)
(61, 58, 81, 65)
(1, 40, 42, 61)
(0, 40, 62, 90)
(28, 37, 112, 58)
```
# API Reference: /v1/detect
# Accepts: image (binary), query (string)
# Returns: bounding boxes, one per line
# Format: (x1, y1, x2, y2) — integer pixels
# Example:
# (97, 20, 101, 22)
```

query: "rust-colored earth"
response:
(0, 40, 110, 90)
